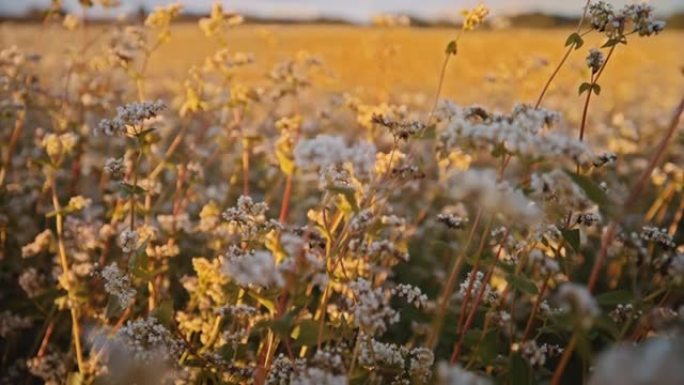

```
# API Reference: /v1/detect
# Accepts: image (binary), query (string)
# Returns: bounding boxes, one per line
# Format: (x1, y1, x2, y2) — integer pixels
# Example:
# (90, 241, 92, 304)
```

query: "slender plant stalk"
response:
(426, 207, 482, 349)
(535, 0, 591, 109)
(49, 174, 85, 375)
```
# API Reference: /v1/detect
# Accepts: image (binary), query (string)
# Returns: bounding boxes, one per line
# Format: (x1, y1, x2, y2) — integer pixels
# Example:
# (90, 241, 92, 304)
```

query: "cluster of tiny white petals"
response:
(392, 284, 428, 308)
(118, 229, 139, 253)
(586, 48, 604, 74)
(222, 249, 284, 288)
(96, 100, 166, 136)
(457, 271, 498, 305)
(348, 279, 399, 335)
(640, 226, 676, 250)
(111, 317, 182, 363)
(448, 169, 540, 225)
(294, 134, 376, 178)
(21, 229, 53, 258)
(519, 341, 563, 367)
(101, 263, 137, 308)
(436, 362, 492, 385)
(557, 283, 600, 328)
(222, 195, 281, 238)
(439, 104, 591, 163)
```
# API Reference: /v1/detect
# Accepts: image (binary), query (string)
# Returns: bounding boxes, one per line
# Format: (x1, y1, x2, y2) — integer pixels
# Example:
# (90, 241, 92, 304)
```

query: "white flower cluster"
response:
(104, 157, 125, 179)
(588, 337, 684, 385)
(0, 311, 32, 338)
(437, 213, 468, 229)
(439, 104, 591, 163)
(96, 100, 166, 136)
(21, 229, 53, 258)
(112, 317, 182, 363)
(371, 113, 425, 140)
(222, 195, 281, 238)
(294, 134, 376, 179)
(640, 226, 676, 250)
(222, 249, 284, 288)
(529, 249, 560, 276)
(609, 303, 642, 324)
(586, 48, 604, 74)
(458, 271, 499, 305)
(393, 284, 428, 308)
(348, 279, 399, 335)
(589, 2, 665, 38)
(118, 229, 139, 253)
(557, 283, 600, 329)
(575, 212, 601, 227)
(358, 336, 405, 367)
(436, 362, 492, 385)
(448, 169, 540, 225)
(519, 340, 563, 367)
(101, 263, 137, 308)
(266, 352, 347, 385)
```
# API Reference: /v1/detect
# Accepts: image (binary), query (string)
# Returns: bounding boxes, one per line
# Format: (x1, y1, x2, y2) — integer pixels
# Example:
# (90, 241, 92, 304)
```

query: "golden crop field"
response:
(1, 3, 684, 385)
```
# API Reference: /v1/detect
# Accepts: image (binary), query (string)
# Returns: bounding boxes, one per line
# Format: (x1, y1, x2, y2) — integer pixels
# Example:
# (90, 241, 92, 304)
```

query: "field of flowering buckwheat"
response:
(1, 1, 683, 384)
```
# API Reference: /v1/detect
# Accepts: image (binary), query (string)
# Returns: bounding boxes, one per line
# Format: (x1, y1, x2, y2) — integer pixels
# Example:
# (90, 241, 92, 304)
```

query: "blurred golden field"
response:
(2, 23, 683, 117)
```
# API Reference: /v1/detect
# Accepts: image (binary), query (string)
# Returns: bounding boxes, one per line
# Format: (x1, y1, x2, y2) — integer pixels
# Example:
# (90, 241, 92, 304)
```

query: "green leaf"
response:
(510, 353, 532, 385)
(596, 290, 634, 306)
(578, 82, 592, 95)
(291, 319, 332, 347)
(592, 83, 601, 95)
(445, 40, 458, 55)
(506, 274, 538, 295)
(247, 290, 277, 314)
(565, 32, 584, 49)
(561, 228, 581, 252)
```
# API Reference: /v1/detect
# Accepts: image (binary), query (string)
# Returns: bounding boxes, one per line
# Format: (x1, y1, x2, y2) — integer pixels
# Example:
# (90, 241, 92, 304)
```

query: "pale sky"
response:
(1, 0, 681, 21)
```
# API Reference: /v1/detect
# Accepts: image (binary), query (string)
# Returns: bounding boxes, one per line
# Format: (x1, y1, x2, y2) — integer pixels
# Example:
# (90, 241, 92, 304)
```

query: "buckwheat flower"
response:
(18, 268, 46, 298)
(557, 283, 600, 328)
(369, 239, 409, 262)
(586, 48, 604, 74)
(409, 347, 434, 383)
(318, 163, 353, 191)
(588, 1, 614, 32)
(436, 361, 492, 385)
(518, 341, 562, 367)
(108, 317, 182, 363)
(359, 335, 407, 367)
(116, 100, 166, 126)
(588, 337, 684, 385)
(461, 4, 490, 31)
(640, 226, 676, 250)
(437, 213, 468, 229)
(622, 4, 666, 37)
(67, 195, 91, 211)
(458, 271, 498, 305)
(529, 250, 560, 276)
(0, 311, 32, 338)
(21, 229, 53, 258)
(448, 169, 540, 225)
(371, 113, 425, 140)
(104, 157, 125, 179)
(222, 195, 280, 237)
(393, 284, 428, 308)
(26, 351, 67, 385)
(222, 250, 284, 288)
(293, 134, 348, 169)
(609, 303, 642, 324)
(118, 229, 139, 253)
(349, 279, 399, 335)
(95, 117, 125, 136)
(575, 212, 601, 227)
(593, 151, 617, 167)
(101, 263, 136, 308)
